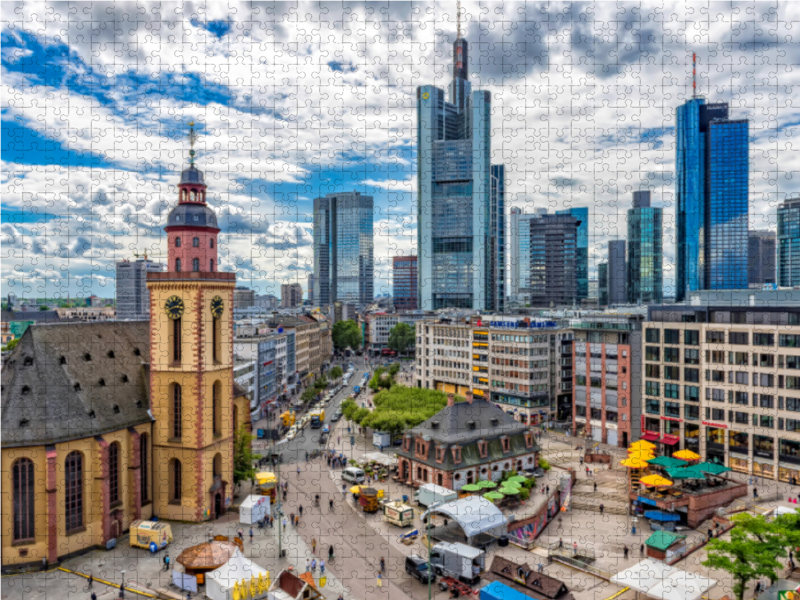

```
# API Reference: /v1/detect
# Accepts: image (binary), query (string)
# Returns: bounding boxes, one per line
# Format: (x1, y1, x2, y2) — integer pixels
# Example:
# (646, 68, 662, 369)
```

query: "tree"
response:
(329, 366, 343, 381)
(233, 424, 258, 485)
(39, 305, 49, 311)
(301, 387, 317, 404)
(388, 322, 415, 355)
(2, 338, 19, 352)
(703, 513, 786, 600)
(332, 320, 362, 350)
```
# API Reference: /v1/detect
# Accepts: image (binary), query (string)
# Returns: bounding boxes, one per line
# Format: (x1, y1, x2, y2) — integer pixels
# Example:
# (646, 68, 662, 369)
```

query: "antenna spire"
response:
(188, 121, 198, 165)
(692, 53, 697, 99)
(457, 1, 462, 40)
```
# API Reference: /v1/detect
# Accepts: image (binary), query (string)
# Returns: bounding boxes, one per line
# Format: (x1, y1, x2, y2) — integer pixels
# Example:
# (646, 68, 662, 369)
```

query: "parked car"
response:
(405, 555, 436, 585)
(331, 411, 342, 422)
(322, 424, 331, 434)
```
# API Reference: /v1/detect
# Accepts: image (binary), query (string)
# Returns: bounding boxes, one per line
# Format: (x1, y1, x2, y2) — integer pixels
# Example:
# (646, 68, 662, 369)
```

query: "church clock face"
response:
(211, 296, 224, 319)
(164, 295, 185, 320)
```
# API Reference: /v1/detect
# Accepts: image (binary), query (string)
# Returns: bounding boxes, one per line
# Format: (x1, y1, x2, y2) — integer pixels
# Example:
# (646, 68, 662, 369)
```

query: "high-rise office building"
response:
(556, 207, 589, 302)
(676, 99, 749, 301)
(778, 196, 800, 287)
(529, 213, 580, 306)
(233, 286, 255, 309)
(508, 208, 541, 300)
(608, 240, 627, 305)
(627, 190, 663, 304)
(598, 263, 609, 306)
(312, 191, 374, 307)
(115, 257, 165, 320)
(307, 274, 316, 305)
(747, 230, 776, 286)
(489, 165, 505, 313)
(416, 29, 503, 311)
(281, 283, 303, 308)
(393, 256, 418, 310)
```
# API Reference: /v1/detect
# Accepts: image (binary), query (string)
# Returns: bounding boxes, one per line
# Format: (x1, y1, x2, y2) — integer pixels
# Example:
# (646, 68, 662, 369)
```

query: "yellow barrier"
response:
(602, 587, 630, 600)
(57, 567, 157, 598)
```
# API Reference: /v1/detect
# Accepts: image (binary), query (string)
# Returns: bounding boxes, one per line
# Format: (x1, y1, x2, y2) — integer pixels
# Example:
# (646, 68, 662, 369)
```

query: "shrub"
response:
(519, 488, 531, 502)
(539, 458, 551, 471)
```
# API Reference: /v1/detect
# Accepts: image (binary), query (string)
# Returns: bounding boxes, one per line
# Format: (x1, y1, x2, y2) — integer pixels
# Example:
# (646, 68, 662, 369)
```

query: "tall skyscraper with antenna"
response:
(675, 55, 749, 301)
(416, 4, 504, 311)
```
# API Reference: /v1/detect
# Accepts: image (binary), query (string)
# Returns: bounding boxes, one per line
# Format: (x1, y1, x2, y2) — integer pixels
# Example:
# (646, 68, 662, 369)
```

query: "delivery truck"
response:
(280, 411, 296, 428)
(373, 431, 391, 449)
(429, 542, 486, 584)
(130, 520, 173, 553)
(310, 409, 325, 428)
(414, 483, 458, 508)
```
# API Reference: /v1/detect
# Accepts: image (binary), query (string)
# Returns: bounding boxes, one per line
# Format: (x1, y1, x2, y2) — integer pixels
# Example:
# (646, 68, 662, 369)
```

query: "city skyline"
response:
(2, 2, 799, 300)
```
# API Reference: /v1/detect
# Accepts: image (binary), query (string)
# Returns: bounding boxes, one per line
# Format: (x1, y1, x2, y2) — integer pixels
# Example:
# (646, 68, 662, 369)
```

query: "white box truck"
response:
(414, 484, 458, 508)
(430, 542, 486, 584)
(239, 494, 270, 525)
(373, 431, 391, 449)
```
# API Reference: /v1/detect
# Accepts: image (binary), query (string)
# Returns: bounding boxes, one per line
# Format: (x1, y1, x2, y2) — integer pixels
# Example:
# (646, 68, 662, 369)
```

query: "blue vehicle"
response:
(322, 424, 331, 434)
(353, 385, 361, 394)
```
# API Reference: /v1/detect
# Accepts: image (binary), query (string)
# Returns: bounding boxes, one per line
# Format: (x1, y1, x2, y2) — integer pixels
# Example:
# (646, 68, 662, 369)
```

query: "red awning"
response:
(659, 435, 680, 445)
(641, 431, 661, 442)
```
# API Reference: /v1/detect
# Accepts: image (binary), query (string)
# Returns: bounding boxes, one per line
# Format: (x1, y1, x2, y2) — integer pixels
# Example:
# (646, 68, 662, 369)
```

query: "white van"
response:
(342, 467, 366, 484)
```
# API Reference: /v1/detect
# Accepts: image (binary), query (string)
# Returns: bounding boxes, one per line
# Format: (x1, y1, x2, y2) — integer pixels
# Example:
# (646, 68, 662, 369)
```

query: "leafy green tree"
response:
(388, 322, 415, 354)
(771, 508, 800, 563)
(329, 366, 343, 380)
(233, 425, 258, 485)
(352, 407, 371, 425)
(2, 338, 19, 351)
(332, 320, 362, 350)
(340, 398, 359, 421)
(388, 363, 401, 377)
(703, 513, 786, 600)
(39, 305, 49, 311)
(369, 367, 394, 391)
(313, 376, 329, 390)
(301, 387, 317, 404)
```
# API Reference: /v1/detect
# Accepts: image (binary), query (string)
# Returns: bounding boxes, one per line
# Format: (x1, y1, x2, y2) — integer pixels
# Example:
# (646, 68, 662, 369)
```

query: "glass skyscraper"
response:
(556, 207, 589, 301)
(778, 196, 800, 287)
(312, 191, 374, 307)
(509, 207, 536, 299)
(676, 99, 749, 301)
(627, 191, 663, 304)
(416, 33, 504, 311)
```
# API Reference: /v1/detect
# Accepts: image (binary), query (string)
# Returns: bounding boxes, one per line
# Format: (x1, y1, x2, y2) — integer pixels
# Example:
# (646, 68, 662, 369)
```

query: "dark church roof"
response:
(1, 321, 153, 448)
(180, 164, 205, 185)
(407, 398, 527, 444)
(485, 556, 573, 600)
(166, 203, 219, 230)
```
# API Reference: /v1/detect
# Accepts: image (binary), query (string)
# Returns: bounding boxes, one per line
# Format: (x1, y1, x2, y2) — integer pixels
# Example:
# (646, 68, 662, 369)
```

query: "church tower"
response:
(148, 123, 240, 521)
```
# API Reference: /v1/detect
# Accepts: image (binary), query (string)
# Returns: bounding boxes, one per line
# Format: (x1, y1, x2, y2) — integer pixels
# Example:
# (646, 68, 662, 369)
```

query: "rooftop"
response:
(407, 398, 528, 445)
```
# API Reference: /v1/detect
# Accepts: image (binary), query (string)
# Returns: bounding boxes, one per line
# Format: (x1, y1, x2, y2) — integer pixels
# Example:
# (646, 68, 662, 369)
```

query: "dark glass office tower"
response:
(489, 165, 505, 313)
(778, 196, 800, 287)
(627, 191, 663, 304)
(417, 32, 502, 311)
(556, 207, 589, 301)
(529, 214, 579, 306)
(608, 240, 627, 305)
(312, 192, 374, 307)
(598, 263, 609, 306)
(747, 230, 776, 286)
(676, 99, 749, 300)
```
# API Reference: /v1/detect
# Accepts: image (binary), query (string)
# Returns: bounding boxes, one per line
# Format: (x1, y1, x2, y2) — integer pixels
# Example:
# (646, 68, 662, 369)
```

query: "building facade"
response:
(598, 263, 609, 306)
(392, 256, 418, 310)
(417, 31, 503, 312)
(529, 214, 580, 307)
(608, 240, 628, 305)
(627, 191, 663, 304)
(233, 287, 255, 309)
(641, 291, 800, 482)
(676, 99, 749, 301)
(415, 316, 562, 425)
(115, 258, 165, 320)
(312, 191, 374, 307)
(281, 283, 304, 308)
(508, 208, 542, 301)
(571, 314, 643, 448)
(366, 311, 428, 354)
(395, 392, 540, 491)
(489, 165, 506, 313)
(748, 230, 777, 286)
(778, 197, 800, 288)
(556, 207, 589, 302)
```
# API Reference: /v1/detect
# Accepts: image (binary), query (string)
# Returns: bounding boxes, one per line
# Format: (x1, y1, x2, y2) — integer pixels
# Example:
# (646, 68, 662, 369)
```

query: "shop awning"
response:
(644, 510, 681, 522)
(637, 496, 659, 507)
(641, 431, 661, 442)
(659, 435, 680, 446)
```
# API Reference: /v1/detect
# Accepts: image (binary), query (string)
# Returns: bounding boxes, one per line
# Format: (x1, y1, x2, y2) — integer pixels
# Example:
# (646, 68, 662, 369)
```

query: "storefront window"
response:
(754, 435, 774, 459)
(753, 461, 774, 479)
(729, 431, 749, 455)
(685, 424, 700, 451)
(729, 456, 748, 474)
(780, 439, 800, 465)
(645, 417, 661, 433)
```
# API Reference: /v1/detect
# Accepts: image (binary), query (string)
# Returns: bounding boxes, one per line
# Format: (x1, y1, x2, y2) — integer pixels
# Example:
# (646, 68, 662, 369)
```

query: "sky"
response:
(2, 1, 799, 301)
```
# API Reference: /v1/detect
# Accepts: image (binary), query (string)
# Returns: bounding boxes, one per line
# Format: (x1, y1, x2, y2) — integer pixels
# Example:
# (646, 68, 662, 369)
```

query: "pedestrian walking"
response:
(290, 513, 295, 526)
(546, 485, 550, 494)
(623, 546, 629, 559)
(320, 559, 325, 574)
(164, 554, 171, 571)
(594, 482, 597, 492)
(380, 557, 385, 573)
(573, 542, 578, 556)
(559, 538, 563, 548)
(299, 505, 304, 517)
(640, 543, 645, 556)
(270, 515, 274, 528)
(238, 528, 244, 540)
(748, 476, 754, 486)
(249, 527, 254, 543)
(88, 575, 93, 588)
(537, 562, 544, 573)
(295, 515, 300, 526)
(311, 559, 317, 572)
(599, 503, 604, 514)
(91, 593, 97, 600)
(753, 487, 758, 499)
(306, 559, 311, 572)
(312, 538, 317, 554)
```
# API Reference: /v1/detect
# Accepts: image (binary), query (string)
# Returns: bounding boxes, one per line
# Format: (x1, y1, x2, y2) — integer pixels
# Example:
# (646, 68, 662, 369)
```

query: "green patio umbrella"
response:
(694, 462, 731, 475)
(477, 480, 497, 489)
(647, 456, 688, 469)
(499, 486, 521, 495)
(666, 466, 703, 480)
(507, 476, 528, 485)
(461, 483, 481, 492)
(483, 491, 505, 501)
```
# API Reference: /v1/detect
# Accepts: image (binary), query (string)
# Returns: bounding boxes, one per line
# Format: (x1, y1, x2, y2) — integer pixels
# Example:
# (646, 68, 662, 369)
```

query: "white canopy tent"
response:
(356, 452, 398, 468)
(421, 496, 508, 542)
(206, 549, 269, 600)
(610, 559, 717, 600)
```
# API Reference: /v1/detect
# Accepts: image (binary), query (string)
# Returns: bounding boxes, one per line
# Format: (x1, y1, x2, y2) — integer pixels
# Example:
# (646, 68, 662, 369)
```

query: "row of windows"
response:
(175, 236, 214, 249)
(175, 258, 214, 272)
(647, 328, 799, 348)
